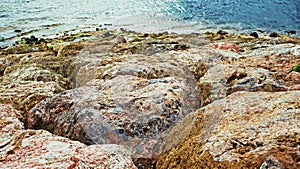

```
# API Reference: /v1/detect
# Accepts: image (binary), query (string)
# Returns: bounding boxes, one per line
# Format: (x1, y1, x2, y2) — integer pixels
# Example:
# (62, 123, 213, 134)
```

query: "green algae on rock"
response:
(291, 63, 300, 72)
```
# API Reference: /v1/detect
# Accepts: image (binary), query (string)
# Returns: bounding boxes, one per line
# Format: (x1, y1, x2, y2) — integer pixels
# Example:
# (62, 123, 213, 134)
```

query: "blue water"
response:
(0, 0, 299, 47)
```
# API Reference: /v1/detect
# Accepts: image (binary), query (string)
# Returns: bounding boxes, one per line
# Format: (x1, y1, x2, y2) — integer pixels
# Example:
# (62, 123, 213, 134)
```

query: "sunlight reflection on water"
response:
(0, 0, 299, 47)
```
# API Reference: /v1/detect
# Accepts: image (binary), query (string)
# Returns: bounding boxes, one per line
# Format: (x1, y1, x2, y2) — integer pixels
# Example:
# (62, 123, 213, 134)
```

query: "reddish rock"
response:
(1, 31, 300, 169)
(0, 130, 136, 169)
(28, 75, 200, 166)
(0, 104, 24, 149)
(213, 42, 240, 52)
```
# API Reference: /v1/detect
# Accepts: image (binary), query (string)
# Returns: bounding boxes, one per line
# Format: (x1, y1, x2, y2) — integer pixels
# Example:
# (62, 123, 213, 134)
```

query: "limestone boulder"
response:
(0, 104, 24, 148)
(157, 91, 300, 168)
(0, 130, 136, 169)
(0, 81, 65, 123)
(191, 43, 300, 104)
(2, 63, 69, 89)
(75, 53, 201, 88)
(0, 46, 81, 121)
(28, 74, 200, 167)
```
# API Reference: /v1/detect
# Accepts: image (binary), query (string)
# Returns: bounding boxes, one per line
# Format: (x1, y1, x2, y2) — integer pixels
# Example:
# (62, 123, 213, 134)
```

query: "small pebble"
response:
(217, 30, 228, 35)
(29, 35, 38, 42)
(269, 32, 279, 37)
(250, 32, 259, 38)
(287, 30, 296, 34)
(114, 35, 126, 44)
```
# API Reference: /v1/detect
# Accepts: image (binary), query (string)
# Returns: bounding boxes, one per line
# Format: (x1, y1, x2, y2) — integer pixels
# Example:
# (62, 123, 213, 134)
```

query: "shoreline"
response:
(1, 27, 299, 51)
(1, 22, 299, 49)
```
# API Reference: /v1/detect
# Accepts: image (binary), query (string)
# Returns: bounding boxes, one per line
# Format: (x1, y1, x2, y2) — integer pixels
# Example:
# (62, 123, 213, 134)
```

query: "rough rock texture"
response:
(75, 53, 203, 88)
(0, 130, 136, 169)
(0, 103, 136, 169)
(0, 48, 80, 122)
(28, 74, 200, 166)
(74, 32, 210, 88)
(1, 30, 300, 168)
(167, 42, 300, 105)
(0, 104, 24, 147)
(0, 81, 65, 123)
(157, 91, 300, 169)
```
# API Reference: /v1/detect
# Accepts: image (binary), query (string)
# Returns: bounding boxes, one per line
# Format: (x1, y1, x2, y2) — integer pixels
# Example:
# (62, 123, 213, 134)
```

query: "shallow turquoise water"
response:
(0, 0, 299, 47)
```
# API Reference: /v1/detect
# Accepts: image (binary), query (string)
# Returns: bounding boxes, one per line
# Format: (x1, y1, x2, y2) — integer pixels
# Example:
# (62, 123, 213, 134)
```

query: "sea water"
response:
(0, 0, 299, 47)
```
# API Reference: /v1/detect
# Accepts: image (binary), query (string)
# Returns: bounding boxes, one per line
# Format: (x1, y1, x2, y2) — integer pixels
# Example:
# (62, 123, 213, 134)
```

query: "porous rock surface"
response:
(0, 104, 24, 147)
(157, 91, 300, 168)
(28, 74, 200, 161)
(0, 130, 136, 169)
(168, 41, 300, 105)
(0, 104, 136, 169)
(1, 30, 300, 168)
(0, 50, 78, 122)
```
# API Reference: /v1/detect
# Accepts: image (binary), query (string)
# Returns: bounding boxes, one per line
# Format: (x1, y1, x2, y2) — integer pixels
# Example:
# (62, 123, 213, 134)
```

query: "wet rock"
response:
(270, 32, 279, 37)
(217, 30, 228, 35)
(28, 75, 200, 166)
(0, 130, 137, 169)
(250, 32, 259, 38)
(157, 91, 300, 169)
(29, 35, 38, 43)
(287, 30, 296, 35)
(260, 156, 283, 169)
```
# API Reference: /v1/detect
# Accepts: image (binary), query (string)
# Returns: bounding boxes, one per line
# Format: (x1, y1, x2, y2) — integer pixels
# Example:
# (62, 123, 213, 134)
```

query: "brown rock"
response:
(0, 47, 80, 121)
(2, 64, 69, 88)
(0, 82, 65, 123)
(75, 54, 200, 88)
(56, 43, 85, 57)
(157, 91, 300, 169)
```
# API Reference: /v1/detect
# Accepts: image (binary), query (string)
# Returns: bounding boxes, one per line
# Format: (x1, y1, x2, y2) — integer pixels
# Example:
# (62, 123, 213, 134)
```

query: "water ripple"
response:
(0, 0, 299, 47)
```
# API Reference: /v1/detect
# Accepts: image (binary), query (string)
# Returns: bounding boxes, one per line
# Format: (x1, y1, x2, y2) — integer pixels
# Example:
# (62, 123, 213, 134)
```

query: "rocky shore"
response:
(0, 29, 299, 168)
